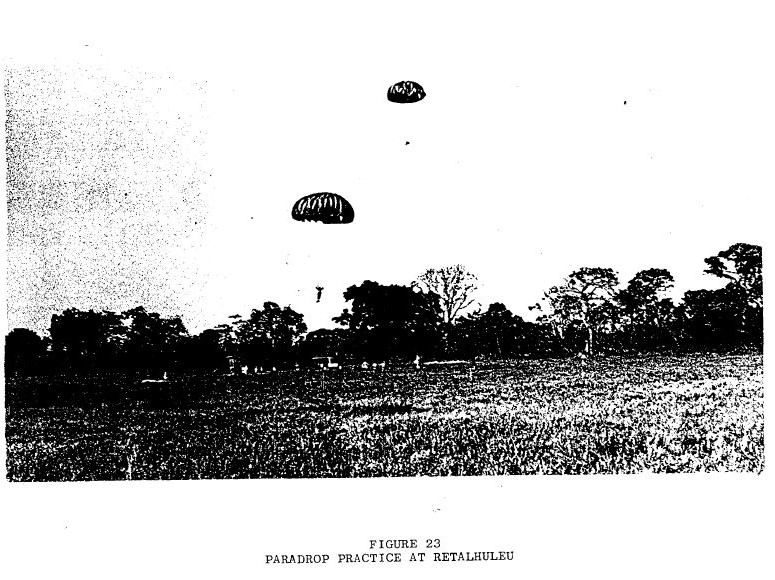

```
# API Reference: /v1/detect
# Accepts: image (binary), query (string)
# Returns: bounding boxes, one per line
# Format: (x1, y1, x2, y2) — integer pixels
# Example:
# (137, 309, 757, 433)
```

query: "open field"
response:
(5, 353, 764, 481)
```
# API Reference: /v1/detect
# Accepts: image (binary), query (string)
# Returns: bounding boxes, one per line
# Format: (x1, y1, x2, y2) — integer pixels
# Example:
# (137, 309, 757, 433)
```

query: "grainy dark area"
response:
(4, 67, 208, 335)
(6, 353, 763, 481)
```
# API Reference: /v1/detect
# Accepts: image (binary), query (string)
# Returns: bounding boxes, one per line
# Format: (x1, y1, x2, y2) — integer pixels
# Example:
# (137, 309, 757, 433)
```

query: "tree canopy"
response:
(5, 242, 763, 377)
(535, 267, 620, 354)
(334, 280, 442, 360)
(415, 265, 478, 325)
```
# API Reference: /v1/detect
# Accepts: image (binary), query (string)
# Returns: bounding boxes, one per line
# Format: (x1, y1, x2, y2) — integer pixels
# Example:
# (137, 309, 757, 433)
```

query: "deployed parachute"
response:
(387, 80, 426, 104)
(291, 192, 354, 224)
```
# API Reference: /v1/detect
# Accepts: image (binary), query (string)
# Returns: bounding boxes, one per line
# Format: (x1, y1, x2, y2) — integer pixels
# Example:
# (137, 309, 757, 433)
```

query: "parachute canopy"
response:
(291, 192, 354, 224)
(387, 80, 426, 104)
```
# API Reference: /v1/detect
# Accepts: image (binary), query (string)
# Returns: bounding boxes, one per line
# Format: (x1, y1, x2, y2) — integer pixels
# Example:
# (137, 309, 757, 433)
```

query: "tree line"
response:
(4, 243, 762, 376)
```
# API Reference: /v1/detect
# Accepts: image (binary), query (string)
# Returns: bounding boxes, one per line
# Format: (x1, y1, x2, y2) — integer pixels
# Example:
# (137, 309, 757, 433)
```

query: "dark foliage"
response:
(4, 243, 763, 385)
(333, 280, 443, 361)
(297, 328, 350, 360)
(234, 302, 308, 368)
(5, 328, 45, 376)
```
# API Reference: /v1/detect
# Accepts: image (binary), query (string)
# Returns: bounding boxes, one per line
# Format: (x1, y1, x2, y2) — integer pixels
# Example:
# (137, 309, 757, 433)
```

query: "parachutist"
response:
(316, 286, 324, 303)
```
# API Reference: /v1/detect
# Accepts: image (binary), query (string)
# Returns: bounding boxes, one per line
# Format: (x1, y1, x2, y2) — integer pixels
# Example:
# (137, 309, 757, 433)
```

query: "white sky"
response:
(3, 1, 772, 335)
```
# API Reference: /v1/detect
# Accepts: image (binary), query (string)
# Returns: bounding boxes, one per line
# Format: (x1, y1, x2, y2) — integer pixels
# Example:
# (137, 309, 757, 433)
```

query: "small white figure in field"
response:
(163, 371, 168, 381)
(414, 354, 421, 369)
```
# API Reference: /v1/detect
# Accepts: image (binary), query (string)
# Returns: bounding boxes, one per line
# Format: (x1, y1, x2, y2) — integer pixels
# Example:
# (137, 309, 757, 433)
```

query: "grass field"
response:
(5, 353, 764, 481)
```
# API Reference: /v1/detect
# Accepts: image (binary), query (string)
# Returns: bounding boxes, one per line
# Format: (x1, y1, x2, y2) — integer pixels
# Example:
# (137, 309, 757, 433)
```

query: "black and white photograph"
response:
(1, 1, 772, 578)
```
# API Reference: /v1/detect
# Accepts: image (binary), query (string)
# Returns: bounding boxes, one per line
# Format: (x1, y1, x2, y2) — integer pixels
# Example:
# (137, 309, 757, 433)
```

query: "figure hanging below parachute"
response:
(387, 80, 426, 104)
(291, 192, 354, 224)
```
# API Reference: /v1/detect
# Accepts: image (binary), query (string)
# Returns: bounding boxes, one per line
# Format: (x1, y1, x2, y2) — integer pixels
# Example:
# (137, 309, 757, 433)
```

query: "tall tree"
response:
(5, 328, 45, 376)
(534, 267, 620, 355)
(213, 314, 244, 371)
(704, 243, 762, 303)
(49, 308, 125, 371)
(451, 303, 524, 359)
(121, 307, 189, 372)
(415, 265, 478, 325)
(617, 268, 677, 350)
(679, 288, 742, 348)
(180, 328, 229, 372)
(703, 243, 762, 345)
(235, 302, 307, 368)
(334, 280, 442, 360)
